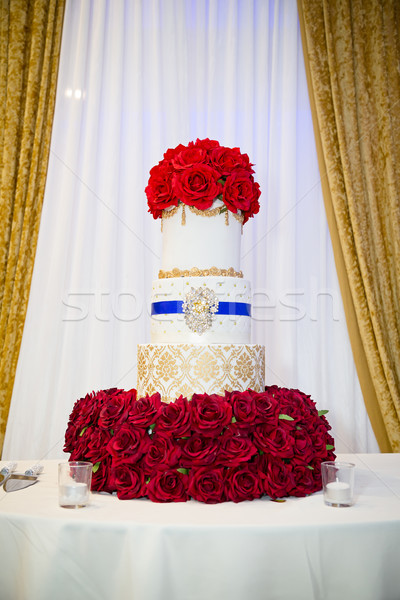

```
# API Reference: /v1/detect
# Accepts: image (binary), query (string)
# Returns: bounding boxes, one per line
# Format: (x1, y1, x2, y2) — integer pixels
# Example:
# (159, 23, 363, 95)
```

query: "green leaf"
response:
(231, 416, 237, 424)
(326, 444, 334, 451)
(217, 178, 226, 186)
(272, 498, 286, 503)
(318, 409, 329, 417)
(177, 468, 189, 475)
(79, 426, 88, 437)
(92, 462, 101, 474)
(306, 465, 314, 470)
(219, 205, 228, 213)
(278, 414, 295, 421)
(149, 423, 156, 431)
(145, 477, 151, 485)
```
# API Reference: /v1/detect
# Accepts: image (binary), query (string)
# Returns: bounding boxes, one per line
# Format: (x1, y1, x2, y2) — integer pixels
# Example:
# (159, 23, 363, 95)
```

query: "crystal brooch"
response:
(182, 287, 219, 335)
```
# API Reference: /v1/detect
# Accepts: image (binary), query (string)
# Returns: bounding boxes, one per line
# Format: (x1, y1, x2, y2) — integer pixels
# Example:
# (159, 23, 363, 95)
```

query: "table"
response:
(0, 454, 399, 600)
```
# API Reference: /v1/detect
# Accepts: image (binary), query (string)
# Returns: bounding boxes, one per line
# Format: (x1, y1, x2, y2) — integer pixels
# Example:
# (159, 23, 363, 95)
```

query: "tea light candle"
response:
(59, 482, 88, 507)
(325, 481, 351, 504)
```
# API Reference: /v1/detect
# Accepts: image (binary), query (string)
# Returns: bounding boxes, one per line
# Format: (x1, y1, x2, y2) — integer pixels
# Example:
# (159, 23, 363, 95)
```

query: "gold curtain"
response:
(0, 0, 65, 456)
(298, 0, 400, 451)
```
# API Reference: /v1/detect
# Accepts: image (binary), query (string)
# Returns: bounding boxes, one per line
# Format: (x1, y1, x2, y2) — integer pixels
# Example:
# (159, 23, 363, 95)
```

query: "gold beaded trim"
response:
(188, 205, 222, 218)
(158, 266, 243, 279)
(161, 203, 244, 229)
(189, 205, 244, 225)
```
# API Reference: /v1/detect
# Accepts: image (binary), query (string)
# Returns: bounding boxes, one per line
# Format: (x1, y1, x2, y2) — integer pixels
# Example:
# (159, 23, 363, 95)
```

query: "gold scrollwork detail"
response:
(161, 203, 244, 229)
(158, 266, 243, 279)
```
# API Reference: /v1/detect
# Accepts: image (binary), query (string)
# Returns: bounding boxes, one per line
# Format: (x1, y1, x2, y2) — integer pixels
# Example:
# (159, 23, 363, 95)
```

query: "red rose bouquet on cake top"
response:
(64, 386, 335, 503)
(145, 138, 261, 224)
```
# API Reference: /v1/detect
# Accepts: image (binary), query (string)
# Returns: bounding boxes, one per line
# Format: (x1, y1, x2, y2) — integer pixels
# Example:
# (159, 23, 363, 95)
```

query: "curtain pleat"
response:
(298, 0, 400, 451)
(0, 0, 65, 456)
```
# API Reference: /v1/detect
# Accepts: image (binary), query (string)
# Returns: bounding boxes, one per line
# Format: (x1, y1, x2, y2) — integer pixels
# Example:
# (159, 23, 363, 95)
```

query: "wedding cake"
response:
(137, 138, 265, 401)
(64, 139, 336, 503)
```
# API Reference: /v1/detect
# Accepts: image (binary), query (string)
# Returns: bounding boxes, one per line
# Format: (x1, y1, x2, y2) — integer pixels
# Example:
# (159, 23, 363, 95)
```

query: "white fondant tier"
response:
(161, 201, 242, 272)
(137, 343, 265, 403)
(150, 276, 251, 344)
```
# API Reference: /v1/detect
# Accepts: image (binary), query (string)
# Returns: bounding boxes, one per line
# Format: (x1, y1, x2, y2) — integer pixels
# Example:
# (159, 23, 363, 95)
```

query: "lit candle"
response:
(325, 481, 351, 504)
(59, 482, 89, 507)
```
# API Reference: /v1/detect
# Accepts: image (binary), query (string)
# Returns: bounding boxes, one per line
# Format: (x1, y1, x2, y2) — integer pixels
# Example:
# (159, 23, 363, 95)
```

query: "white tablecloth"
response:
(0, 454, 399, 600)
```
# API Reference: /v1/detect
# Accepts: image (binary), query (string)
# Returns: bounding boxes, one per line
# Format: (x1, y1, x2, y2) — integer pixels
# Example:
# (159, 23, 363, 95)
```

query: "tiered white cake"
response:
(137, 201, 265, 401)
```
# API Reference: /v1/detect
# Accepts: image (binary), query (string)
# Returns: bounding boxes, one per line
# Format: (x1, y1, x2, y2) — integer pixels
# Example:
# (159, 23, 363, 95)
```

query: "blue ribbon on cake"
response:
(151, 300, 251, 317)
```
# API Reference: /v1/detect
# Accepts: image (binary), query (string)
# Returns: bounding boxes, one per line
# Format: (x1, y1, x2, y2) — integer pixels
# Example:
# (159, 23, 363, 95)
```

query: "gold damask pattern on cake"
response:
(137, 343, 265, 403)
(193, 350, 219, 382)
(234, 352, 255, 380)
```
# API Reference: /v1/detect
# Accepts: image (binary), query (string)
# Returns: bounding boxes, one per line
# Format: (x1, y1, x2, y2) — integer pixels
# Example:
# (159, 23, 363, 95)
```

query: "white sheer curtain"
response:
(3, 0, 379, 460)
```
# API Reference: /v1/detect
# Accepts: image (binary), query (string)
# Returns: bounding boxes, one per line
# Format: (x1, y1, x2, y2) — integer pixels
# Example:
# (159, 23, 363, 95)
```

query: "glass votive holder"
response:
(58, 461, 93, 509)
(321, 461, 355, 507)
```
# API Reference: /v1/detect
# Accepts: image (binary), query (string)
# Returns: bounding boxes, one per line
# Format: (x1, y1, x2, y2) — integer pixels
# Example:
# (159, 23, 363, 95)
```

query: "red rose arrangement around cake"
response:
(64, 139, 335, 503)
(64, 386, 335, 503)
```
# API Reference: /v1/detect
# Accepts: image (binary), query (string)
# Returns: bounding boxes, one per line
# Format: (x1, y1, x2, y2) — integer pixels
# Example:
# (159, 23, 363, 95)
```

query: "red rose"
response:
(171, 147, 207, 169)
(91, 457, 113, 493)
(259, 456, 295, 500)
(229, 390, 257, 427)
(146, 162, 177, 218)
(224, 464, 262, 502)
(146, 469, 189, 502)
(156, 395, 191, 438)
(276, 398, 307, 427)
(309, 459, 323, 491)
(85, 428, 113, 462)
(64, 423, 80, 453)
(309, 424, 330, 460)
(163, 143, 187, 161)
(223, 169, 253, 213)
(109, 456, 146, 500)
(247, 181, 261, 221)
(66, 388, 122, 435)
(188, 467, 225, 503)
(98, 390, 132, 429)
(127, 393, 162, 428)
(172, 165, 222, 210)
(253, 424, 295, 459)
(253, 390, 280, 426)
(325, 433, 336, 462)
(289, 464, 316, 497)
(291, 429, 315, 464)
(290, 388, 317, 412)
(209, 146, 253, 176)
(192, 138, 220, 151)
(223, 169, 260, 223)
(216, 432, 258, 467)
(66, 394, 95, 433)
(142, 434, 181, 473)
(190, 393, 232, 437)
(180, 434, 219, 467)
(106, 424, 149, 460)
(68, 425, 94, 461)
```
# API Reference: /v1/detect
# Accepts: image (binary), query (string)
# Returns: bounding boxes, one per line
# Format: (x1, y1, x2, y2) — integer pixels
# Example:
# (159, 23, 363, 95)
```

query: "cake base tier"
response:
(137, 343, 265, 402)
